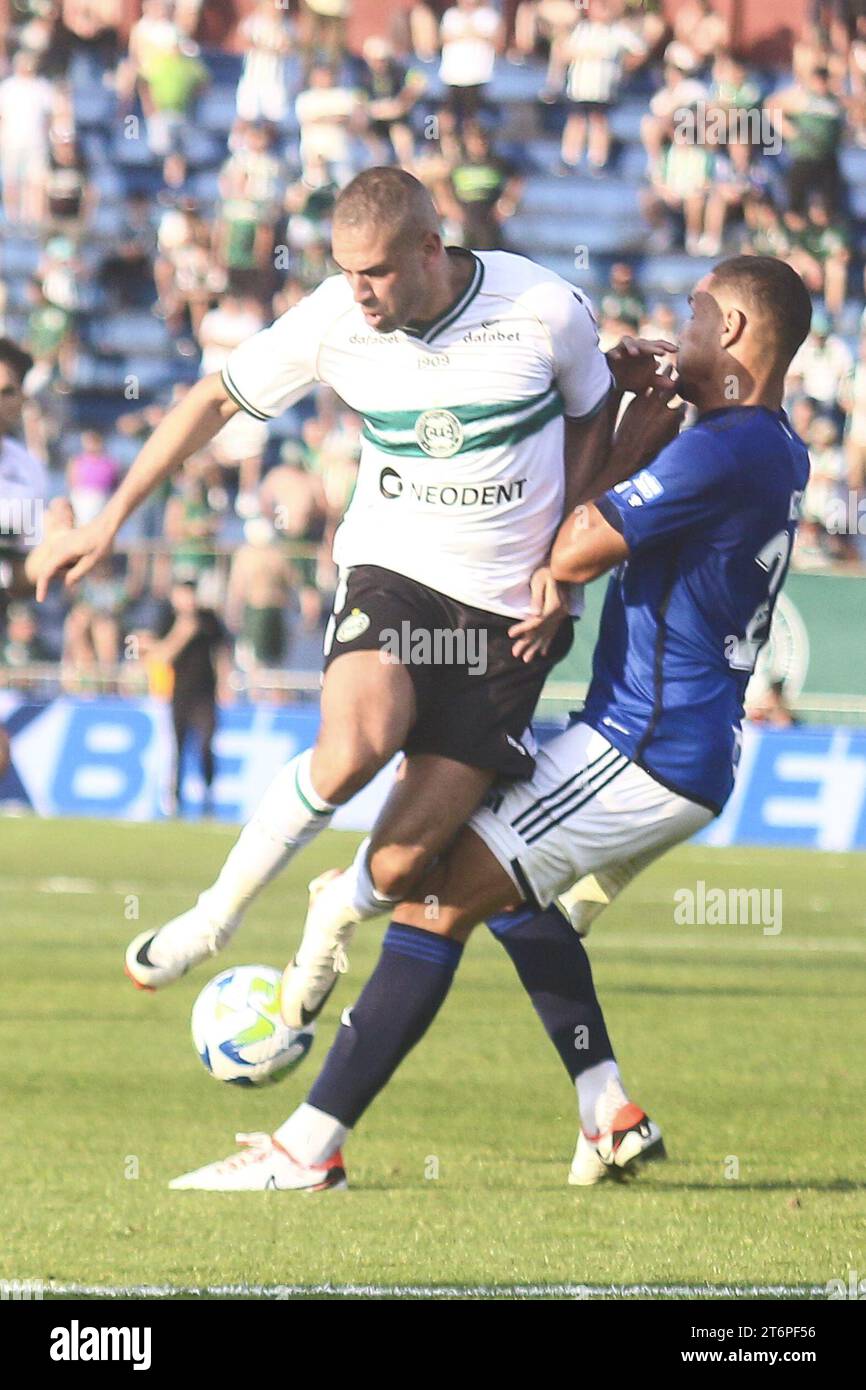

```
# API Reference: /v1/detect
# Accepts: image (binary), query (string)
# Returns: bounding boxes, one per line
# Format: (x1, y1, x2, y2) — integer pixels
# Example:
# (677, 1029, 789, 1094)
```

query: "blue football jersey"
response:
(583, 405, 810, 812)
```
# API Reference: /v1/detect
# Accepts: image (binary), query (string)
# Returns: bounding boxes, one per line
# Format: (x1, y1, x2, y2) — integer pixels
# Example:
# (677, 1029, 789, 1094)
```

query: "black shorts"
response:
(322, 565, 573, 779)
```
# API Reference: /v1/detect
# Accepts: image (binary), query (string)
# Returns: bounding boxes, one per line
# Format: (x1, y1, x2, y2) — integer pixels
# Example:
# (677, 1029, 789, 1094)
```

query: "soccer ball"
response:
(191, 965, 315, 1086)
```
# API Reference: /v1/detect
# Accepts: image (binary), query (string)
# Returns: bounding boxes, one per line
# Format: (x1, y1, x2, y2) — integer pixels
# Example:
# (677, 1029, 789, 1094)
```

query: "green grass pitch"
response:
(1, 817, 864, 1299)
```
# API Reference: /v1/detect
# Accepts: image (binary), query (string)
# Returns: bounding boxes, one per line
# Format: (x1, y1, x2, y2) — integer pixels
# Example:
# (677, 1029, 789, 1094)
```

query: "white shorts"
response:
(470, 722, 714, 932)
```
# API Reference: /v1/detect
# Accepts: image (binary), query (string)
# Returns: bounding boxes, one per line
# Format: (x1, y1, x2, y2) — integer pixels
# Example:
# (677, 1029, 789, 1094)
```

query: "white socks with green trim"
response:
(196, 750, 336, 932)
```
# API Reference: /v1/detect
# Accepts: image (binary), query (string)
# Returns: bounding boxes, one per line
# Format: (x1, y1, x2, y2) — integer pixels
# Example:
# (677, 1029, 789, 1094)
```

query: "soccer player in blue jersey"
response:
(169, 255, 813, 1194)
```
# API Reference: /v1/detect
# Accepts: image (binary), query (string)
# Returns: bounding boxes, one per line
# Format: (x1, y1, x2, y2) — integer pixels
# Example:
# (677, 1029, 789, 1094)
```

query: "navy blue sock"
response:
(307, 922, 463, 1128)
(488, 904, 614, 1080)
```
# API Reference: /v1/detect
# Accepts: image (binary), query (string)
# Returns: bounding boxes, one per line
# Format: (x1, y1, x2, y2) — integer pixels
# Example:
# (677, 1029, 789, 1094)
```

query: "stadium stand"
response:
(0, 0, 864, 711)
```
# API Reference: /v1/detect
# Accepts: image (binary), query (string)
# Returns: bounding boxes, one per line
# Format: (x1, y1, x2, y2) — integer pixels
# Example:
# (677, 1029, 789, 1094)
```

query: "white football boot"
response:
(569, 1103, 666, 1186)
(169, 1133, 348, 1192)
(280, 869, 359, 1027)
(124, 907, 237, 992)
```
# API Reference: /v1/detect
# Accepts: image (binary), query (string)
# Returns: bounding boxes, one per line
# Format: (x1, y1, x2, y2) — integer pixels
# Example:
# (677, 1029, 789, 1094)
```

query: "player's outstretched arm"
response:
(29, 373, 240, 600)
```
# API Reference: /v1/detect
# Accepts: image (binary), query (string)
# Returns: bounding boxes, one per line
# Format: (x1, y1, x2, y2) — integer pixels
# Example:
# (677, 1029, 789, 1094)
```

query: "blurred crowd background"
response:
(1, 0, 865, 704)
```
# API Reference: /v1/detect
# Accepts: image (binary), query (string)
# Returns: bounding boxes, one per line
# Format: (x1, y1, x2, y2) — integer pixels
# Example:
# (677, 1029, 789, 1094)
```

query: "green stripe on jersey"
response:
(361, 387, 564, 458)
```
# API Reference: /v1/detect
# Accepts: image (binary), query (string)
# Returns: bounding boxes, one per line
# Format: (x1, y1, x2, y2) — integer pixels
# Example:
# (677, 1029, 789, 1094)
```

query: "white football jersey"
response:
(221, 249, 612, 617)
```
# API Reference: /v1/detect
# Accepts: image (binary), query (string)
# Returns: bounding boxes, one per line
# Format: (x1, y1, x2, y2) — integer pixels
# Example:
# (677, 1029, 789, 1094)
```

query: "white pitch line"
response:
(42, 1281, 826, 1300)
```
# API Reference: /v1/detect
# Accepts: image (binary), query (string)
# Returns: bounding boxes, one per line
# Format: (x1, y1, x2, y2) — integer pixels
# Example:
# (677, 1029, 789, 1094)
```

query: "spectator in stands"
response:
(511, 0, 578, 97)
(284, 156, 339, 259)
(66, 430, 120, 526)
(639, 131, 715, 256)
(598, 261, 646, 343)
(847, 11, 866, 146)
(443, 121, 524, 248)
(300, 0, 350, 66)
(293, 235, 336, 292)
(62, 557, 125, 687)
(639, 299, 679, 351)
(196, 291, 268, 516)
(640, 44, 708, 176)
(163, 461, 219, 580)
(226, 516, 296, 681)
(407, 104, 464, 224)
(789, 310, 853, 417)
(120, 0, 180, 111)
(235, 0, 296, 126)
(155, 197, 225, 335)
(258, 438, 328, 546)
(799, 414, 852, 563)
(839, 332, 866, 504)
(38, 235, 82, 318)
(99, 192, 158, 308)
(708, 49, 762, 116)
(45, 131, 94, 232)
(140, 32, 208, 188)
(271, 274, 306, 319)
(739, 191, 793, 260)
(438, 0, 504, 126)
(0, 48, 61, 225)
(784, 194, 851, 321)
(559, 0, 646, 173)
(1, 603, 51, 668)
(26, 277, 76, 392)
(295, 62, 362, 187)
(359, 35, 427, 168)
(215, 121, 283, 293)
(701, 138, 768, 260)
(258, 437, 328, 632)
(771, 63, 846, 217)
(669, 0, 730, 75)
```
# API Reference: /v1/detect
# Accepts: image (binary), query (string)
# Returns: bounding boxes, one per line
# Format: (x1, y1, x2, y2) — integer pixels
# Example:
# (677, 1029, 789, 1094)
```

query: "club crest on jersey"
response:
(335, 608, 371, 642)
(415, 408, 464, 458)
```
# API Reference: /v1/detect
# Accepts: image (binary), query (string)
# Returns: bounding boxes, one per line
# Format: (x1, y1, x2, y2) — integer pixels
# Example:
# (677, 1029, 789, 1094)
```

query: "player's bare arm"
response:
(29, 373, 240, 600)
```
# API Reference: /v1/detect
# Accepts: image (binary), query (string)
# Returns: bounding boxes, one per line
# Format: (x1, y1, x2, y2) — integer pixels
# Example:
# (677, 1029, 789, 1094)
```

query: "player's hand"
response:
(607, 335, 678, 395)
(28, 519, 115, 603)
(615, 366, 686, 466)
(508, 565, 569, 663)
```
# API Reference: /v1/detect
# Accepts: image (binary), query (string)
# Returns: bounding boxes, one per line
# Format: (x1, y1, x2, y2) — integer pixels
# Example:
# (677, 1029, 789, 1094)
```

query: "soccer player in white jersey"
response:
(32, 168, 668, 1000)
(166, 257, 813, 1194)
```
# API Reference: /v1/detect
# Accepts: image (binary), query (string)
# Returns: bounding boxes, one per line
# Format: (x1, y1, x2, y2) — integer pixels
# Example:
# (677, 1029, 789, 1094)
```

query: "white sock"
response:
(577, 1060, 629, 1137)
(274, 1102, 348, 1166)
(341, 837, 398, 919)
(197, 750, 335, 930)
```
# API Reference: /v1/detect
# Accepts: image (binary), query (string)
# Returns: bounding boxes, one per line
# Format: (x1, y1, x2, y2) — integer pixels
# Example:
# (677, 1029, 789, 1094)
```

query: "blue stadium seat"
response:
(200, 49, 244, 85)
(89, 312, 173, 357)
(489, 60, 548, 103)
(197, 87, 239, 135)
(0, 239, 41, 276)
(638, 252, 716, 294)
(73, 86, 116, 128)
(840, 146, 866, 184)
(608, 98, 647, 144)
